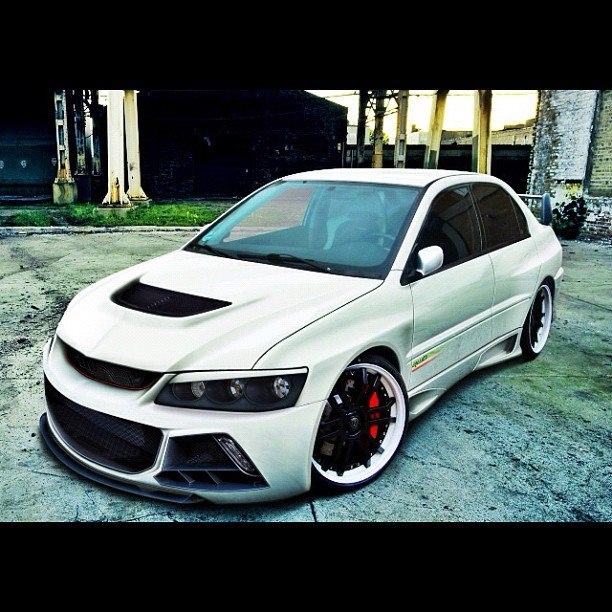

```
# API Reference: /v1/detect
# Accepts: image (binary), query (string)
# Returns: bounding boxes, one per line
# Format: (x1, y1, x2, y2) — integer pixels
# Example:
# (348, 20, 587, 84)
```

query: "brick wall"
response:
(528, 90, 598, 196)
(587, 90, 612, 197)
(583, 195, 612, 238)
(528, 90, 612, 237)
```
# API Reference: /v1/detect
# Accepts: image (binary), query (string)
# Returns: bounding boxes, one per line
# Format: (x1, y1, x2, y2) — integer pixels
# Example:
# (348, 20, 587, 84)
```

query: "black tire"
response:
(311, 354, 408, 493)
(520, 282, 554, 361)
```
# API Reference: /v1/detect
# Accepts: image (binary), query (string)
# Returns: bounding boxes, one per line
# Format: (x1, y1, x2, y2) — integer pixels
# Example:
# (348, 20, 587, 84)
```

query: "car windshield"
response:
(185, 180, 422, 279)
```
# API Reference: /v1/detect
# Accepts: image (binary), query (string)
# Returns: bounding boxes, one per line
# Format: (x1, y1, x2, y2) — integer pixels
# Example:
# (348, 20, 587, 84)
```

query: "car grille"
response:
(112, 281, 231, 317)
(65, 344, 160, 390)
(45, 377, 162, 473)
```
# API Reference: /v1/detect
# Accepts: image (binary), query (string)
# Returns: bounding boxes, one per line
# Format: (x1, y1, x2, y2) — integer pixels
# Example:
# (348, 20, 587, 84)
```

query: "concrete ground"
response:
(0, 230, 610, 522)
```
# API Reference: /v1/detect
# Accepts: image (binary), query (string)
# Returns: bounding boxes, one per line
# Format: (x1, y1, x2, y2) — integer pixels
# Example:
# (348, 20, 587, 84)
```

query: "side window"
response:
(417, 186, 482, 268)
(471, 183, 530, 251)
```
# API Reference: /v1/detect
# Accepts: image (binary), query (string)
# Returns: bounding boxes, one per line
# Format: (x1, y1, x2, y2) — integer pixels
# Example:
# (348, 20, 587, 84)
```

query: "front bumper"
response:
(40, 337, 326, 504)
(39, 413, 197, 503)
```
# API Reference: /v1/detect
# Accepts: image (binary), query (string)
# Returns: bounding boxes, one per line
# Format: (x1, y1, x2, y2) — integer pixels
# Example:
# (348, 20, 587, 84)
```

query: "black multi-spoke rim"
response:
(529, 287, 551, 351)
(313, 366, 397, 478)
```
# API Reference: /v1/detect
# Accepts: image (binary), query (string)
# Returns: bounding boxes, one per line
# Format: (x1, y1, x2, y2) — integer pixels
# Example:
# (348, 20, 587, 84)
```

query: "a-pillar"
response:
(102, 89, 130, 207)
(472, 90, 492, 174)
(423, 90, 448, 169)
(394, 90, 409, 168)
(372, 90, 386, 168)
(52, 90, 78, 204)
(124, 90, 149, 202)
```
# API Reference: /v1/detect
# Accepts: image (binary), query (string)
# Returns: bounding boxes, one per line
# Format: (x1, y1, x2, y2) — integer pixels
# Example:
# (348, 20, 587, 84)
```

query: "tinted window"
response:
(472, 183, 530, 251)
(417, 186, 482, 267)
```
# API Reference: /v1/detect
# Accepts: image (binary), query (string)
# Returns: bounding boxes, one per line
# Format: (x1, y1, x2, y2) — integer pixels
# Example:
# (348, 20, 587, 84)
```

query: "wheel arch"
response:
(542, 275, 555, 294)
(353, 345, 401, 372)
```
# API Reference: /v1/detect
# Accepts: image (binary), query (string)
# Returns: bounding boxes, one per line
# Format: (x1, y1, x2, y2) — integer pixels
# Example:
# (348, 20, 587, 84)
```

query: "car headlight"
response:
(155, 372, 307, 412)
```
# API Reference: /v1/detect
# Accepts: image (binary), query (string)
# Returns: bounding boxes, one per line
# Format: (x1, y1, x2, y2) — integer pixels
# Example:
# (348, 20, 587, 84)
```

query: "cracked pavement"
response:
(0, 230, 610, 522)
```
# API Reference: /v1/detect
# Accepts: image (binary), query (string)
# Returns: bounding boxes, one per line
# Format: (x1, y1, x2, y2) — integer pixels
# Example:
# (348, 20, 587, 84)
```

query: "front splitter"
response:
(38, 413, 199, 504)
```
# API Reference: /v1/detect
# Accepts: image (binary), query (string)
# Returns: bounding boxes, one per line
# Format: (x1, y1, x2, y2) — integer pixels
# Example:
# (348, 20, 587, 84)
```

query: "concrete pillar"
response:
(124, 90, 149, 202)
(394, 90, 409, 168)
(423, 90, 449, 169)
(102, 89, 130, 206)
(472, 89, 492, 174)
(52, 90, 78, 204)
(356, 90, 368, 167)
(372, 90, 386, 168)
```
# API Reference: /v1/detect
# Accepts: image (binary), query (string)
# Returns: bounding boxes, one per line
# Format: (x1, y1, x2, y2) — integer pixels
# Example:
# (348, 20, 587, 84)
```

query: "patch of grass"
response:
(4, 210, 54, 226)
(120, 203, 222, 226)
(62, 204, 101, 225)
(1, 202, 230, 228)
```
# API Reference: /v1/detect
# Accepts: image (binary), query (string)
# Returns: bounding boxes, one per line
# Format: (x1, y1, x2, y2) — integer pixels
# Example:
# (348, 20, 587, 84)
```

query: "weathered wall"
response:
(587, 90, 612, 197)
(583, 196, 612, 238)
(529, 90, 611, 238)
(528, 90, 598, 196)
(0, 90, 56, 199)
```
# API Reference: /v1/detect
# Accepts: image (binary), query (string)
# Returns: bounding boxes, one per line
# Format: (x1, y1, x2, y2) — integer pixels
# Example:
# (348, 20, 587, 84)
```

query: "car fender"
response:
(254, 270, 413, 406)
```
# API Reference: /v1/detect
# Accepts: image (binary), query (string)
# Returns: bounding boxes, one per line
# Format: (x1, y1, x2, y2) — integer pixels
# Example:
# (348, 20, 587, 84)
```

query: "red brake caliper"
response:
(368, 391, 380, 438)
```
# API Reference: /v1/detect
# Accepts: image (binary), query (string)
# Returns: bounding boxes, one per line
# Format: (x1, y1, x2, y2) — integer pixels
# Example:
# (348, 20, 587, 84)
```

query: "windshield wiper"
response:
(193, 243, 238, 259)
(246, 252, 332, 273)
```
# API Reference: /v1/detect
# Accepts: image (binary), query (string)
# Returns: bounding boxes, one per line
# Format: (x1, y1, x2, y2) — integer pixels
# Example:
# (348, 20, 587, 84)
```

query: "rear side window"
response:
(471, 183, 530, 251)
(416, 186, 482, 267)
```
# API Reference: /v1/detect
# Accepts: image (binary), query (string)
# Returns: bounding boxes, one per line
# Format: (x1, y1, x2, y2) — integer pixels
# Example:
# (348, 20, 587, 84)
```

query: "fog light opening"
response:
(216, 435, 257, 475)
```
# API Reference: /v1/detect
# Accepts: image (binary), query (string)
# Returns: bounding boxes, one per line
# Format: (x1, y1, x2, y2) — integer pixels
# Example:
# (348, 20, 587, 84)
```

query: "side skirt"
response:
(406, 329, 522, 421)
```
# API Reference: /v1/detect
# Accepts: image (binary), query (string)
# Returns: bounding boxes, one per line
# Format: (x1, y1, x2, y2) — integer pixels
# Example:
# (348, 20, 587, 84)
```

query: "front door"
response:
(408, 186, 494, 390)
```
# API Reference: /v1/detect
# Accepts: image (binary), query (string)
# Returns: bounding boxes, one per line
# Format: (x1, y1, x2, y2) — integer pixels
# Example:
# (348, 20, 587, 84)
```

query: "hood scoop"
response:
(112, 281, 231, 318)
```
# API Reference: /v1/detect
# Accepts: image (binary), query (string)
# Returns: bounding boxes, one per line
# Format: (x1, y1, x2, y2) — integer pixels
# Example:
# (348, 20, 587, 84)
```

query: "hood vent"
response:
(112, 281, 231, 318)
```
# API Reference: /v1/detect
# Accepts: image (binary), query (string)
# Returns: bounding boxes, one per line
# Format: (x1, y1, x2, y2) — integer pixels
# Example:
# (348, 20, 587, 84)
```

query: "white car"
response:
(40, 169, 563, 504)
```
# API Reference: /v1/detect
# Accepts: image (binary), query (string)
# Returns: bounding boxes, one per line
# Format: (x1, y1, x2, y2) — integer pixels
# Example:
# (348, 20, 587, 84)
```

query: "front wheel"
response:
(311, 355, 408, 492)
(520, 282, 553, 360)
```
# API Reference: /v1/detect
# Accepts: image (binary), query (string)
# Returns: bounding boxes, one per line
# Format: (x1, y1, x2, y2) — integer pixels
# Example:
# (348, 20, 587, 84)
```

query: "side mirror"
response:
(416, 246, 444, 277)
(541, 192, 552, 225)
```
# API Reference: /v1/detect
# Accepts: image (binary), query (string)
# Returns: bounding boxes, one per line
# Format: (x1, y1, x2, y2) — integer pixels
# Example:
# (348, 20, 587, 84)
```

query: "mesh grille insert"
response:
(65, 344, 160, 390)
(45, 377, 162, 473)
(112, 281, 231, 317)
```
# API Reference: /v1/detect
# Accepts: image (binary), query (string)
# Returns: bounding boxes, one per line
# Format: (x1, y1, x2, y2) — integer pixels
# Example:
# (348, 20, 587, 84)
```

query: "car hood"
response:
(57, 249, 381, 372)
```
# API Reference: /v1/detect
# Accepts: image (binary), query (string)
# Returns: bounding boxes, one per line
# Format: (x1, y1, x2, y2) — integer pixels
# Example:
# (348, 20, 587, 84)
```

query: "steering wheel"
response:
(369, 233, 395, 249)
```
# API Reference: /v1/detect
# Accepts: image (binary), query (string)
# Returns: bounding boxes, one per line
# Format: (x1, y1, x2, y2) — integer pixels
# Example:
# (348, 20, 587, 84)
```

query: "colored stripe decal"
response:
(410, 344, 446, 373)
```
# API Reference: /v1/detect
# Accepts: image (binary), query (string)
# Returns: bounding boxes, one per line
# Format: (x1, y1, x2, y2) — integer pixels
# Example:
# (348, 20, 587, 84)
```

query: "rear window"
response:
(471, 183, 530, 251)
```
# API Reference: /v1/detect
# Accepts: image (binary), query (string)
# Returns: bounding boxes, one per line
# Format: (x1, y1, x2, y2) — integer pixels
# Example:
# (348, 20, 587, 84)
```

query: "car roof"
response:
(282, 168, 478, 188)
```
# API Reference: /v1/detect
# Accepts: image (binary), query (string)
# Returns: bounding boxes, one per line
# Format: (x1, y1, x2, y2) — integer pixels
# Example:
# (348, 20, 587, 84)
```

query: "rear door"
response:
(408, 185, 494, 390)
(471, 183, 539, 338)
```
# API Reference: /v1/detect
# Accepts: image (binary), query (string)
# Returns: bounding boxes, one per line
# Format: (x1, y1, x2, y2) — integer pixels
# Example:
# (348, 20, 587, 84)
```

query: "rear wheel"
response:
(521, 282, 553, 360)
(311, 355, 408, 492)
